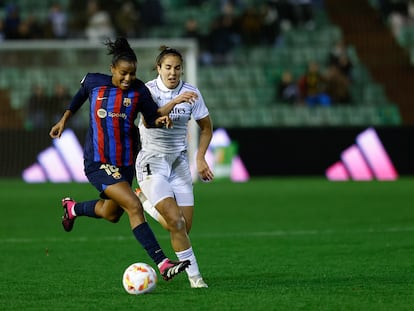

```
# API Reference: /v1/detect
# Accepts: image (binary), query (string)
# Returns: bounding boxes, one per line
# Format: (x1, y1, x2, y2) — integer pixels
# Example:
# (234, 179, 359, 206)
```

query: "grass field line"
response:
(2, 226, 414, 244)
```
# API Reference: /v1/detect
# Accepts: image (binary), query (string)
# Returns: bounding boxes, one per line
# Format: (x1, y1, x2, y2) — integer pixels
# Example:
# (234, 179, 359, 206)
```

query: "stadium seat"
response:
(0, 1, 402, 128)
(362, 83, 389, 105)
(325, 106, 349, 125)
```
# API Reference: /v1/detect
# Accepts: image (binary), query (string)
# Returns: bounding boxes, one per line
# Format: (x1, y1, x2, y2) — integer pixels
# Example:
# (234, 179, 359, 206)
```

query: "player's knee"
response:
(103, 208, 123, 223)
(124, 200, 144, 218)
(107, 214, 122, 223)
(169, 216, 186, 232)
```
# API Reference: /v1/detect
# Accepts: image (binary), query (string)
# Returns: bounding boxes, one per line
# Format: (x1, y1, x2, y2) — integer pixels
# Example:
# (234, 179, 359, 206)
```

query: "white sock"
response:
(176, 247, 201, 278)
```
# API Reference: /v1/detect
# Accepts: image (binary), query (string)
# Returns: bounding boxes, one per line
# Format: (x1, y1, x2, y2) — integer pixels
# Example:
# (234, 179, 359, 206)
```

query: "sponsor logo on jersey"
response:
(97, 109, 127, 120)
(108, 112, 127, 119)
(169, 107, 189, 121)
(97, 108, 107, 118)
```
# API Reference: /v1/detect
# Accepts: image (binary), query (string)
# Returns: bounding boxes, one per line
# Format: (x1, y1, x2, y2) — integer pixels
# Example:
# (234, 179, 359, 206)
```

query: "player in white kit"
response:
(135, 46, 214, 288)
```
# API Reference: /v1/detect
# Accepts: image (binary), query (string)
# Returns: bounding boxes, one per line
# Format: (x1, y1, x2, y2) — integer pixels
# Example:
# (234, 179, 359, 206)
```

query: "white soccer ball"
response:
(122, 262, 157, 295)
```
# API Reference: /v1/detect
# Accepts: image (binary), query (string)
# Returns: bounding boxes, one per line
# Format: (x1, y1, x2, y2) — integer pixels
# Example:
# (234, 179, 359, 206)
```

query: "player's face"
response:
(157, 55, 182, 89)
(111, 60, 137, 91)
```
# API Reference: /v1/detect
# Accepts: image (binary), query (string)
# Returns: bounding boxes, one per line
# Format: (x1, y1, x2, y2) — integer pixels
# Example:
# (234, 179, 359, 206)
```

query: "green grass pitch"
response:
(1, 178, 413, 310)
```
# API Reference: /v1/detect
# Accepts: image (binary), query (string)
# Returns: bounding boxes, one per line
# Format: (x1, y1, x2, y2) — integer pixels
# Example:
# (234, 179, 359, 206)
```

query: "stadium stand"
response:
(0, 0, 403, 128)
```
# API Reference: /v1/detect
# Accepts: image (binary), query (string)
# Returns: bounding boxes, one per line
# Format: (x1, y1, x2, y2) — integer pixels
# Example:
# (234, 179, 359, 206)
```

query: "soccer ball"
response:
(122, 262, 157, 295)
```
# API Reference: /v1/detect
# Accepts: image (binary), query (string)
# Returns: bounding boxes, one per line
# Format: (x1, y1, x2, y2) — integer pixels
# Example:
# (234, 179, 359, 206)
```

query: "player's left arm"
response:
(196, 115, 214, 182)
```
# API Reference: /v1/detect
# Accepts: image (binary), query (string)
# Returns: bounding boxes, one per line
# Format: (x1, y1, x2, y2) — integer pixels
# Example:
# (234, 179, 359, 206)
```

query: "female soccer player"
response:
(49, 38, 197, 281)
(135, 46, 214, 288)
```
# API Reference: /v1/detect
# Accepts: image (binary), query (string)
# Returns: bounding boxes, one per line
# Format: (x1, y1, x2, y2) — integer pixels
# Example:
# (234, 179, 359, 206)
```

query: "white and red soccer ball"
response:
(122, 262, 157, 295)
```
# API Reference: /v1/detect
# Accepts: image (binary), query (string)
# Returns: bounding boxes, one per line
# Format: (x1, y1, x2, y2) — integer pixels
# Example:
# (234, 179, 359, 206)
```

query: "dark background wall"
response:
(1, 126, 413, 178)
(226, 126, 414, 176)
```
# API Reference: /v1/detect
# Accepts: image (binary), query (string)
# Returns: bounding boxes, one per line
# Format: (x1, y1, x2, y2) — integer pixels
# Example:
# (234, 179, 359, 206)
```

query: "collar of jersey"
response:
(156, 75, 182, 94)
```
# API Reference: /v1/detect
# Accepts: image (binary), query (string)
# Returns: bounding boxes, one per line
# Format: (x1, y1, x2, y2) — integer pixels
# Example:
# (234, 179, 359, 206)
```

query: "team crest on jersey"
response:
(100, 164, 122, 179)
(123, 98, 132, 107)
(112, 171, 122, 179)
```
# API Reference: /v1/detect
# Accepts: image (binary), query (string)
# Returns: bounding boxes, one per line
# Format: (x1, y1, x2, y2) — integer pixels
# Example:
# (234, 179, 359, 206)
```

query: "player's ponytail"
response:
(104, 37, 137, 65)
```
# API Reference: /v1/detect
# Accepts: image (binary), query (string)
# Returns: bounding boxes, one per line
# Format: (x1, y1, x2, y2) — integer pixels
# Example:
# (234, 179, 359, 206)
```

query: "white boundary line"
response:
(1, 227, 414, 244)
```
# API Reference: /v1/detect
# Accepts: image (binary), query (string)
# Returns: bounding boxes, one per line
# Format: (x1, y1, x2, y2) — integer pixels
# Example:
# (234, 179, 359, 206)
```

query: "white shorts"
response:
(136, 150, 194, 207)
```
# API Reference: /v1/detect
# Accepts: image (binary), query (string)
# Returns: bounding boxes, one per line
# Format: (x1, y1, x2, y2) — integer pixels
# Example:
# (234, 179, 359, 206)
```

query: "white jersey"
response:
(139, 76, 209, 154)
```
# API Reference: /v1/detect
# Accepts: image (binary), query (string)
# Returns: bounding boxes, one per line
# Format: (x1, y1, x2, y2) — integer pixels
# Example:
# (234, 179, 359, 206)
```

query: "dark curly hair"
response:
(104, 37, 137, 66)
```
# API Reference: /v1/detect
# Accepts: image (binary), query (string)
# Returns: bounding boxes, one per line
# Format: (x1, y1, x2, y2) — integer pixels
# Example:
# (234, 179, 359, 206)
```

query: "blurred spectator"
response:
(269, 0, 296, 31)
(114, 1, 141, 38)
(204, 13, 240, 65)
(324, 64, 351, 104)
(289, 0, 315, 29)
(260, 1, 282, 45)
(114, 1, 140, 38)
(47, 3, 68, 39)
(377, 0, 408, 23)
(328, 40, 354, 81)
(384, 0, 414, 42)
(18, 14, 44, 39)
(3, 3, 21, 39)
(298, 61, 331, 106)
(188, 0, 209, 6)
(183, 16, 202, 41)
(67, 1, 89, 38)
(140, 0, 165, 36)
(239, 6, 263, 47)
(85, 0, 116, 42)
(0, 19, 5, 42)
(182, 16, 210, 63)
(277, 70, 300, 104)
(219, 0, 245, 13)
(25, 85, 50, 130)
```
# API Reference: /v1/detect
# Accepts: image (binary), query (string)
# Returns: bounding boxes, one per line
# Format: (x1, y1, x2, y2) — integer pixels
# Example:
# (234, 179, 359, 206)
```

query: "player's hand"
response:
(49, 122, 64, 138)
(174, 91, 198, 105)
(49, 110, 71, 138)
(197, 158, 214, 182)
(155, 116, 173, 128)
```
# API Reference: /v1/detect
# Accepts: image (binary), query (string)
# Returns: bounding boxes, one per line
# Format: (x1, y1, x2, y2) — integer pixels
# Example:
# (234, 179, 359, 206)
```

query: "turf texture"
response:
(1, 178, 413, 310)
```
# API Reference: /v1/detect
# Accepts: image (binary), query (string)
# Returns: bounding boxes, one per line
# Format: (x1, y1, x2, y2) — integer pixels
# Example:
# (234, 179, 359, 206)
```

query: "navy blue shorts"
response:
(86, 162, 134, 199)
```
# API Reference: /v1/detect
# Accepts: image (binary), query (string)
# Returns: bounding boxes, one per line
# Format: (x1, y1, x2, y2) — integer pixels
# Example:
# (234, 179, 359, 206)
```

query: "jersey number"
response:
(100, 164, 119, 175)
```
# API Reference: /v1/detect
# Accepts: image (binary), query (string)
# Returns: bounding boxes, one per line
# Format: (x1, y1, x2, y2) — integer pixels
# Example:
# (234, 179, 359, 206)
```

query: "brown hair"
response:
(155, 45, 183, 69)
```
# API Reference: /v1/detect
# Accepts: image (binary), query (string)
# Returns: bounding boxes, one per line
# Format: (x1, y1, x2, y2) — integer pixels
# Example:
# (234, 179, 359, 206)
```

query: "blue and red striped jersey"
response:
(68, 73, 159, 168)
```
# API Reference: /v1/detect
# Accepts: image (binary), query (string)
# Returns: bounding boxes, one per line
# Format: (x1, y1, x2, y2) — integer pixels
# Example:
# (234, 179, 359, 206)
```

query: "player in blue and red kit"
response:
(49, 37, 198, 281)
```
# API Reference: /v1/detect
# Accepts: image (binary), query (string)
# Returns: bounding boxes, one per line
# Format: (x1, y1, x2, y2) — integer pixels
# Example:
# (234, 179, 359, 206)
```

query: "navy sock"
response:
(132, 222, 166, 265)
(74, 200, 101, 218)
